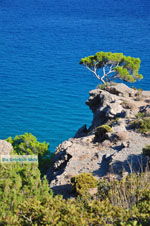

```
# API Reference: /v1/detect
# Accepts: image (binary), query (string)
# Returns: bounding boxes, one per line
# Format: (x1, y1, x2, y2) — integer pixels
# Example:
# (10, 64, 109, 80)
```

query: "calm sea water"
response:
(0, 0, 150, 151)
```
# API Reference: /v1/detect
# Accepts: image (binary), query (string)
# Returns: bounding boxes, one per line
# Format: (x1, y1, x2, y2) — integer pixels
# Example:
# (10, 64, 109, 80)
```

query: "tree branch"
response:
(85, 65, 104, 82)
(108, 64, 115, 74)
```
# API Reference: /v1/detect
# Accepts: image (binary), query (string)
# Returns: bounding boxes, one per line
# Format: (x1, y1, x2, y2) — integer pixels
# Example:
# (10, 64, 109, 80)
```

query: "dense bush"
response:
(6, 133, 54, 176)
(130, 117, 150, 134)
(71, 173, 98, 197)
(0, 162, 53, 225)
(0, 166, 150, 225)
(0, 133, 150, 225)
(6, 133, 49, 156)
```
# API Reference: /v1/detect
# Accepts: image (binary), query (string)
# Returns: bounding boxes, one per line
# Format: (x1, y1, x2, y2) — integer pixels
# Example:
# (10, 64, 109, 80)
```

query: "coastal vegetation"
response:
(80, 52, 143, 84)
(0, 81, 149, 225)
(71, 173, 98, 196)
(94, 124, 113, 141)
(130, 117, 150, 134)
(6, 133, 53, 176)
(0, 156, 150, 225)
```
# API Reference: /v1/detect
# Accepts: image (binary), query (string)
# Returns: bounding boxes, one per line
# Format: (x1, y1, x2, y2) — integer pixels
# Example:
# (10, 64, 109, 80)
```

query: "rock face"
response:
(86, 89, 124, 128)
(0, 140, 13, 155)
(47, 83, 150, 197)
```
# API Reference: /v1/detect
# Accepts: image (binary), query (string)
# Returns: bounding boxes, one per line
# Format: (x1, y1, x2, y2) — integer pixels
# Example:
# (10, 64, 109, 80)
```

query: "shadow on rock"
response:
(110, 154, 149, 175)
(51, 184, 75, 199)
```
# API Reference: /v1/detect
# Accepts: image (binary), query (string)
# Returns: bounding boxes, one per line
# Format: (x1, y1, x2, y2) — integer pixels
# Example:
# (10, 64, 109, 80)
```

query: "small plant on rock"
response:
(97, 82, 109, 90)
(135, 112, 146, 119)
(71, 173, 98, 197)
(95, 125, 112, 134)
(130, 117, 150, 134)
(94, 125, 112, 142)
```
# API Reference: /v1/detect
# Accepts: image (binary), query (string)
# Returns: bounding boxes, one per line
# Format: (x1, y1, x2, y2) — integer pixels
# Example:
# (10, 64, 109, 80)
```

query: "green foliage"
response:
(97, 178, 111, 200)
(96, 173, 150, 225)
(95, 124, 112, 136)
(130, 117, 150, 134)
(0, 167, 150, 225)
(71, 173, 98, 197)
(6, 133, 49, 156)
(136, 110, 150, 119)
(135, 112, 146, 119)
(6, 133, 53, 176)
(38, 153, 54, 176)
(108, 173, 150, 209)
(80, 51, 143, 84)
(17, 196, 90, 226)
(97, 82, 110, 89)
(143, 145, 150, 157)
(114, 66, 136, 82)
(98, 124, 112, 132)
(0, 162, 53, 224)
(0, 133, 150, 225)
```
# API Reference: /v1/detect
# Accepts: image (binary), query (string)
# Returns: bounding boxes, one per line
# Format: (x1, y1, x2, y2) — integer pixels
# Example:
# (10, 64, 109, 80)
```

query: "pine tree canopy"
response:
(80, 52, 143, 84)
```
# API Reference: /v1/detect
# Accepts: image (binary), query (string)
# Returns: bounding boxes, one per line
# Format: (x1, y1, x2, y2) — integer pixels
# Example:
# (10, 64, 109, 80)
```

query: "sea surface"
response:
(0, 0, 150, 151)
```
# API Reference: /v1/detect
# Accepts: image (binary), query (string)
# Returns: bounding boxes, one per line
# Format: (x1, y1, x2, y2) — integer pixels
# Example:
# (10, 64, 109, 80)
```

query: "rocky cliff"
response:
(47, 83, 150, 197)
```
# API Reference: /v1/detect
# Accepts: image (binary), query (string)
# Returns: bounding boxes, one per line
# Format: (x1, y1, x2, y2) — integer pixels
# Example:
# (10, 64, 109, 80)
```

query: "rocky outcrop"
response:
(0, 140, 13, 155)
(86, 89, 124, 128)
(47, 83, 150, 197)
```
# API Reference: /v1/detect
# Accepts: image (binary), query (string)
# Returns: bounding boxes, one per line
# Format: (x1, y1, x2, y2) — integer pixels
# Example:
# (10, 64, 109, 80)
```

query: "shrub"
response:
(71, 173, 98, 197)
(136, 110, 150, 118)
(109, 117, 120, 125)
(109, 173, 150, 210)
(1, 168, 150, 225)
(6, 133, 53, 176)
(6, 133, 49, 156)
(130, 117, 150, 134)
(94, 125, 112, 142)
(94, 124, 112, 139)
(135, 112, 146, 119)
(0, 162, 53, 224)
(97, 178, 111, 200)
(95, 125, 112, 135)
(97, 82, 109, 90)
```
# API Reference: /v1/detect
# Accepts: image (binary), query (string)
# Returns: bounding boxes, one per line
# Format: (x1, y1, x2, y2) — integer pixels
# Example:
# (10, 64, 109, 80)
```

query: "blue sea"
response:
(0, 0, 150, 151)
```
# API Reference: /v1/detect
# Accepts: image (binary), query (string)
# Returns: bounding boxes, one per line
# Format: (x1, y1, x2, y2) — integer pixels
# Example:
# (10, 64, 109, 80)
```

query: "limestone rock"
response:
(0, 140, 13, 155)
(105, 83, 136, 97)
(47, 84, 150, 197)
(74, 124, 88, 138)
(86, 89, 124, 128)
